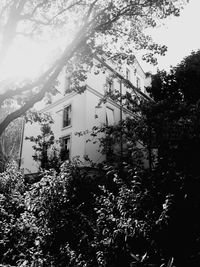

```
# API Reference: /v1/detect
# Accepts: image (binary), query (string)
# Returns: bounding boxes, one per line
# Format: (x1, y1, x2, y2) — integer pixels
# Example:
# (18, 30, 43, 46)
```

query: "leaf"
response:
(167, 257, 174, 267)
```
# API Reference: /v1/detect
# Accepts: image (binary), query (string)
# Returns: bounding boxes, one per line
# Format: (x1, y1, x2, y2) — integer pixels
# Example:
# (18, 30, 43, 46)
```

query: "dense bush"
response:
(2, 114, 200, 266)
(0, 159, 177, 267)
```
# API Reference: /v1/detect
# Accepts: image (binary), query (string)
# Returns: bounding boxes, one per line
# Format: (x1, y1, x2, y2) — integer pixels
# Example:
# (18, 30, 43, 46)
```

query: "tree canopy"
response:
(134, 50, 200, 266)
(148, 49, 200, 103)
(0, 0, 189, 136)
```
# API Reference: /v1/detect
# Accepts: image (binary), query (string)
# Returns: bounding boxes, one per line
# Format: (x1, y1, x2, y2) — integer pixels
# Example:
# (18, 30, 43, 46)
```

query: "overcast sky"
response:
(140, 0, 200, 73)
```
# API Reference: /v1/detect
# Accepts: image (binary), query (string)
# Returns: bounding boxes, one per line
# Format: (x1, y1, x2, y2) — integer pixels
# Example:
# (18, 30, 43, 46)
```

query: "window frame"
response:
(105, 76, 114, 94)
(105, 106, 115, 126)
(62, 104, 72, 129)
(60, 134, 71, 161)
(126, 68, 130, 80)
(136, 77, 141, 89)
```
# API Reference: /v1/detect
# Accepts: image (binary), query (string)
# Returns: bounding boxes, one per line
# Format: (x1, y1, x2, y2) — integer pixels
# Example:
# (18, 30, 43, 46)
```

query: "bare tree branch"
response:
(0, 18, 90, 136)
(0, 55, 63, 107)
(48, 0, 83, 24)
(83, 0, 99, 23)
(0, 0, 188, 136)
(29, 17, 50, 25)
(20, 1, 46, 19)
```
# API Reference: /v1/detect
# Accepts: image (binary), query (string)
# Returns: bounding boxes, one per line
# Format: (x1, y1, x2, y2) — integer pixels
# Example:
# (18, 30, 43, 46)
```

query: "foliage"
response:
(0, 158, 178, 267)
(25, 113, 61, 172)
(3, 48, 200, 267)
(0, 161, 28, 266)
(146, 69, 182, 102)
(1, 146, 200, 266)
(0, 0, 189, 136)
(145, 50, 200, 173)
(0, 102, 23, 172)
(148, 49, 200, 103)
(81, 117, 146, 168)
(0, 119, 23, 172)
(76, 48, 200, 266)
(137, 50, 200, 266)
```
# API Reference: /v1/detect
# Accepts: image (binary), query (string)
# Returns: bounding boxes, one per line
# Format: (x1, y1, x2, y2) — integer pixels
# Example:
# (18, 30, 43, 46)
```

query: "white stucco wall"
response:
(21, 56, 149, 173)
(21, 121, 41, 173)
(21, 92, 87, 173)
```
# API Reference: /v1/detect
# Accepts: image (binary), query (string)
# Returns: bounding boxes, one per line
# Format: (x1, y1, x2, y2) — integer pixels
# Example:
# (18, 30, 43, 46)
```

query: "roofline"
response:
(133, 56, 146, 76)
(94, 55, 153, 102)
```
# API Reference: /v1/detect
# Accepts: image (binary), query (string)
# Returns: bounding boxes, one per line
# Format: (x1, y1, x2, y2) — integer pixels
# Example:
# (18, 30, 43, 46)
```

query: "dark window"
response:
(136, 77, 141, 89)
(60, 136, 70, 161)
(106, 77, 114, 93)
(126, 68, 130, 80)
(63, 105, 72, 128)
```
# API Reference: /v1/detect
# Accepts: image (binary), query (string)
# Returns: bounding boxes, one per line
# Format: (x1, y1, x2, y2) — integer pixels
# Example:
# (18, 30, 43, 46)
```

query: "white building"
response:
(20, 56, 151, 173)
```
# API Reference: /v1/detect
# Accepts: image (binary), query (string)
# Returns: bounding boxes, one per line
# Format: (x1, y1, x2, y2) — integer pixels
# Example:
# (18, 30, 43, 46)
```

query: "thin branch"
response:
(0, 62, 57, 107)
(29, 17, 50, 25)
(21, 0, 83, 25)
(27, 2, 45, 18)
(95, 4, 133, 32)
(0, 19, 90, 136)
(86, 2, 112, 28)
(48, 0, 83, 24)
(16, 0, 27, 13)
(0, 44, 71, 107)
(83, 0, 99, 23)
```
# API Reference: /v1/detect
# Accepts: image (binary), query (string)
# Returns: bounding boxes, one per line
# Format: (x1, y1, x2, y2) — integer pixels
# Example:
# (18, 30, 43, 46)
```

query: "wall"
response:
(84, 86, 130, 164)
(21, 92, 87, 173)
(21, 56, 149, 173)
(21, 121, 41, 173)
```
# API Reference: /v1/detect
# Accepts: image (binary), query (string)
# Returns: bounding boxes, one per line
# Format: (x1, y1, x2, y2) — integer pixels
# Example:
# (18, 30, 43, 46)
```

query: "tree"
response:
(145, 49, 200, 173)
(137, 50, 200, 266)
(148, 49, 200, 103)
(0, 0, 188, 136)
(0, 102, 23, 172)
(84, 48, 200, 266)
(0, 159, 176, 267)
(25, 114, 62, 172)
(0, 161, 27, 266)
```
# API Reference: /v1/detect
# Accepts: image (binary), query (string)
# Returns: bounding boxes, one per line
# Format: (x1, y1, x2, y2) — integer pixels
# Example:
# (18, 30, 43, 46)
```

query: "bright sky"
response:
(140, 0, 200, 73)
(1, 40, 50, 80)
(0, 36, 65, 83)
(0, 0, 199, 81)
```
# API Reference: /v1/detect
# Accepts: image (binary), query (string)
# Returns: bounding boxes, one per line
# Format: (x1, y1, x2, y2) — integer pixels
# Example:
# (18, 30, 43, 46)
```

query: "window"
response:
(63, 104, 72, 128)
(136, 77, 141, 89)
(106, 107, 115, 126)
(60, 136, 71, 161)
(106, 77, 114, 93)
(126, 68, 130, 80)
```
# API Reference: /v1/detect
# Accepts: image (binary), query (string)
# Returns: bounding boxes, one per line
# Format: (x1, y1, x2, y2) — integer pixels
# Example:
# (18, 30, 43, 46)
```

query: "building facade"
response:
(21, 56, 151, 173)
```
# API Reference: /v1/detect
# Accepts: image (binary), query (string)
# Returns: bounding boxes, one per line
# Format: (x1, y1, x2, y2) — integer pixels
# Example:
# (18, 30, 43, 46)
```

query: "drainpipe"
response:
(148, 125, 152, 172)
(18, 116, 25, 169)
(120, 80, 123, 161)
